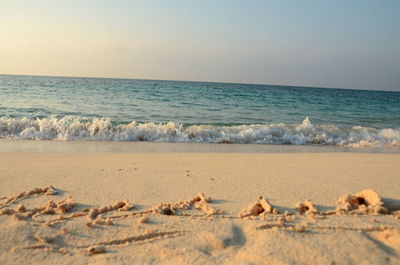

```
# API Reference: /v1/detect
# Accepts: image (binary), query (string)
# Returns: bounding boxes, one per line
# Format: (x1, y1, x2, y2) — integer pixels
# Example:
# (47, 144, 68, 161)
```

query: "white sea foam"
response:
(0, 116, 399, 147)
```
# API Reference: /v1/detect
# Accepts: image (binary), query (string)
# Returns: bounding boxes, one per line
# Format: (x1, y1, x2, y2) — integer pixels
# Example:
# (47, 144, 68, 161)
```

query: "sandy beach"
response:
(0, 143, 399, 265)
(2, 1, 400, 264)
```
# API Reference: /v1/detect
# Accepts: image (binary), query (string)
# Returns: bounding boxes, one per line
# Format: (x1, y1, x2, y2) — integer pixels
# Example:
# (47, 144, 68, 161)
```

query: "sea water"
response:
(1, 75, 399, 147)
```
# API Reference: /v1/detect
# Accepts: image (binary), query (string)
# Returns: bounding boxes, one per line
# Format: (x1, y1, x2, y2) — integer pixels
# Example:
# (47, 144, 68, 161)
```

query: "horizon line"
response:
(0, 73, 398, 93)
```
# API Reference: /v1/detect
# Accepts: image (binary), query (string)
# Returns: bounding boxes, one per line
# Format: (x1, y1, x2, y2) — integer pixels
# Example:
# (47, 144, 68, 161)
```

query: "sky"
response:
(1, 0, 399, 91)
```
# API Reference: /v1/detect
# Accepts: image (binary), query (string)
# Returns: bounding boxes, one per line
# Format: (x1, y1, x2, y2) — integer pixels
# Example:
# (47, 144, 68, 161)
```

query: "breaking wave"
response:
(0, 116, 399, 147)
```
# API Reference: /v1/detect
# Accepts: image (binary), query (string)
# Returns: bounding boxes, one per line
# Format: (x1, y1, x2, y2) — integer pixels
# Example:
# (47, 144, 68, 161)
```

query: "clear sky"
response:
(1, 0, 399, 91)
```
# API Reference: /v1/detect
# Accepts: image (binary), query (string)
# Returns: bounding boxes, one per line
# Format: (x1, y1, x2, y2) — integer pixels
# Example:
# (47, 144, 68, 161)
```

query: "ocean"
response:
(1, 74, 399, 147)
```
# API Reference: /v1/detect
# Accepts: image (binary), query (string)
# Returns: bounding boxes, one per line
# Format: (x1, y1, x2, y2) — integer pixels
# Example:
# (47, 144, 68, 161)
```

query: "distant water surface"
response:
(0, 75, 399, 147)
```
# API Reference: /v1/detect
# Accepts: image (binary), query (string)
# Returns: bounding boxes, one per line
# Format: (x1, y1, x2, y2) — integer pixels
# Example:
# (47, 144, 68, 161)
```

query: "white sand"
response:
(0, 151, 399, 265)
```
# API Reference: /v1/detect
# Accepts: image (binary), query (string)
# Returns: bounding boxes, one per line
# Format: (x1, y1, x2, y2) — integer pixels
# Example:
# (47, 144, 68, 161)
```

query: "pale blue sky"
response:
(1, 0, 399, 90)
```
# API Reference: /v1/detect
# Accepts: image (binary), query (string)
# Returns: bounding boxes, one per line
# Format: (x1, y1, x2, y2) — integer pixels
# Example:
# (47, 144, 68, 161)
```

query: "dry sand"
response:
(0, 151, 399, 265)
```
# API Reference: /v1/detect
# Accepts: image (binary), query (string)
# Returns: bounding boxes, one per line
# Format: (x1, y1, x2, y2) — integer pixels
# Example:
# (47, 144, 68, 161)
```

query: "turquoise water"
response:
(1, 75, 399, 146)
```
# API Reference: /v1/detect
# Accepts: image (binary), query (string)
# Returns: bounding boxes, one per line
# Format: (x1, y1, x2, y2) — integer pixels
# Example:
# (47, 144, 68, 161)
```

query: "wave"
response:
(0, 116, 399, 147)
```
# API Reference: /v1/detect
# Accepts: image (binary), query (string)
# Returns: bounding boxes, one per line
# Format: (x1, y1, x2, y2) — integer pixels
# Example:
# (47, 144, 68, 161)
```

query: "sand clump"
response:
(87, 200, 134, 221)
(1, 196, 76, 221)
(336, 189, 388, 214)
(15, 204, 27, 213)
(93, 217, 114, 226)
(35, 233, 55, 244)
(86, 245, 106, 255)
(187, 193, 222, 215)
(0, 186, 57, 209)
(152, 203, 176, 216)
(188, 192, 210, 204)
(152, 192, 219, 216)
(276, 216, 286, 226)
(194, 202, 219, 215)
(295, 200, 318, 215)
(240, 196, 279, 218)
(0, 208, 17, 216)
(36, 196, 76, 215)
(137, 216, 150, 224)
(289, 224, 307, 232)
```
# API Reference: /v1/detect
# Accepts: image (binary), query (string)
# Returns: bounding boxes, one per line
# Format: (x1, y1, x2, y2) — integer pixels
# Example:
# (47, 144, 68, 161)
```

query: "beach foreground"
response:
(0, 151, 399, 265)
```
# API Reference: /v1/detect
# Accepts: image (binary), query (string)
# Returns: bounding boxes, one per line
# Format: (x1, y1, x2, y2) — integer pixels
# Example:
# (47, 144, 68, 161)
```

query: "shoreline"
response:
(1, 139, 400, 154)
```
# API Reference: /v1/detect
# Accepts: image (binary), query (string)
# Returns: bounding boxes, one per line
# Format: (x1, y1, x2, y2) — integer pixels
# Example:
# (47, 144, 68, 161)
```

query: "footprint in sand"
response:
(195, 224, 247, 255)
